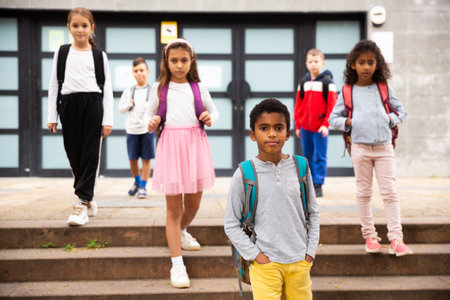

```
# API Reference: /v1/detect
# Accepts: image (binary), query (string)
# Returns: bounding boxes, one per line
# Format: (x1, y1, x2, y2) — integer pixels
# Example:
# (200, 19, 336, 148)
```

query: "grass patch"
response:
(41, 242, 57, 248)
(63, 243, 76, 251)
(86, 238, 110, 249)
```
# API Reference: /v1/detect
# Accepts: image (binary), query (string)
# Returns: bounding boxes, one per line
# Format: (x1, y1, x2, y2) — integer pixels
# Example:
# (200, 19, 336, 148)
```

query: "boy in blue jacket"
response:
(225, 99, 320, 300)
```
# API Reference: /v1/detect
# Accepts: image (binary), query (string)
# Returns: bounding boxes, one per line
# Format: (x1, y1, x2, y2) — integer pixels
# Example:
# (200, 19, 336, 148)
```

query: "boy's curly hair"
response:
(344, 39, 391, 85)
(250, 98, 290, 131)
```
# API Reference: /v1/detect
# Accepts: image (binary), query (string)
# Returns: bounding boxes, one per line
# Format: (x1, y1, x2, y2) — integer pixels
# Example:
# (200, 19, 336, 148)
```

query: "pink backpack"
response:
(342, 82, 399, 155)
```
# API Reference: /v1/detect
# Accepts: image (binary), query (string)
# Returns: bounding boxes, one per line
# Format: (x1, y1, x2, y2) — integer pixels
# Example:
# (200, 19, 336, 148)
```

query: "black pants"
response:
(59, 92, 103, 201)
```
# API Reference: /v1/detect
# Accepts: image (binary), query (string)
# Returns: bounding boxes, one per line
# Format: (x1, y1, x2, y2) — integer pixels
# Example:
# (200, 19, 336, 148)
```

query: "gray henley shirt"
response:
(224, 155, 320, 263)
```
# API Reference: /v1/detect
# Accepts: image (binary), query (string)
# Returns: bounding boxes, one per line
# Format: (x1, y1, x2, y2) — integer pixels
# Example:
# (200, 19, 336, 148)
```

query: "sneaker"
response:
(181, 230, 201, 251)
(87, 200, 98, 217)
(389, 239, 413, 256)
(67, 204, 88, 226)
(128, 182, 139, 196)
(138, 187, 147, 199)
(365, 237, 382, 253)
(170, 265, 190, 288)
(314, 184, 323, 197)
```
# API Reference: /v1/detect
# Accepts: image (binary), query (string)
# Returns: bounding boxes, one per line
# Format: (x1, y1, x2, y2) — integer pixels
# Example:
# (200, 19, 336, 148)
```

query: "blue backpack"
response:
(231, 155, 310, 295)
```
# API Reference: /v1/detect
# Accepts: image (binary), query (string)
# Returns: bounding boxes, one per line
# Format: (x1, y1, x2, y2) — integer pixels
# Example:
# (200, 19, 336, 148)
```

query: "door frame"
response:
(0, 11, 365, 177)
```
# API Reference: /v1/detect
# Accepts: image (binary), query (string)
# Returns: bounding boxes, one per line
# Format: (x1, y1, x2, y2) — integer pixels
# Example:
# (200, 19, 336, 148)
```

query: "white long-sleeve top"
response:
(118, 85, 150, 134)
(47, 46, 114, 126)
(145, 81, 219, 126)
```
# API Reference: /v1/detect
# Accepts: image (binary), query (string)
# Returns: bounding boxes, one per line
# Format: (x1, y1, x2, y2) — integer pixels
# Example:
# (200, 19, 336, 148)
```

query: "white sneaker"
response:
(137, 187, 148, 199)
(181, 230, 201, 251)
(170, 265, 190, 288)
(67, 204, 89, 226)
(87, 200, 98, 217)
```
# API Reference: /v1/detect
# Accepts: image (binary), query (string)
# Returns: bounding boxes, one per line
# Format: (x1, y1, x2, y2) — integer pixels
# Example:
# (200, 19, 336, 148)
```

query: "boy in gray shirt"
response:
(224, 98, 320, 300)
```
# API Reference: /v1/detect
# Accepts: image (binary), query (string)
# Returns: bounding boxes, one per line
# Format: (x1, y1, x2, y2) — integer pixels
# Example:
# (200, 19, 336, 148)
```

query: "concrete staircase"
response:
(1, 218, 449, 299)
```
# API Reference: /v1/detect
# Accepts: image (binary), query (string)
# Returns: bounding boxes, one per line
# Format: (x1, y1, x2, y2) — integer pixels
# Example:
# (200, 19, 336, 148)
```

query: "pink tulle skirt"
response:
(151, 125, 216, 195)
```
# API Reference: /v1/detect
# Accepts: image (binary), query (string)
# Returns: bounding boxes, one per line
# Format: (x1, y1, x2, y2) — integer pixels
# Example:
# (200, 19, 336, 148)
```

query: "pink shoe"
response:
(389, 239, 413, 256)
(365, 237, 382, 253)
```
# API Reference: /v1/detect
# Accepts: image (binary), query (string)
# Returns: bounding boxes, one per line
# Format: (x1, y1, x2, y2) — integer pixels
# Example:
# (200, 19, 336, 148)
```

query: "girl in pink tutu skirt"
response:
(146, 38, 219, 288)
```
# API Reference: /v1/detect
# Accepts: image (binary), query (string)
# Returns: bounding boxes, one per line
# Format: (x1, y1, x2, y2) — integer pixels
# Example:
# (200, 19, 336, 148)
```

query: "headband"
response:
(164, 38, 194, 55)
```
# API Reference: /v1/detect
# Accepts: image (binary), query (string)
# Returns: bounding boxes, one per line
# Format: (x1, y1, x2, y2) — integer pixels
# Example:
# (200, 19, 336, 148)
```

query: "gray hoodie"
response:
(329, 83, 407, 145)
(224, 156, 320, 263)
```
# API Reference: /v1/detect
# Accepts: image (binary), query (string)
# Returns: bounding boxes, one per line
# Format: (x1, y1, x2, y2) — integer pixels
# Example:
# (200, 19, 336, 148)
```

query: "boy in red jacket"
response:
(294, 49, 337, 197)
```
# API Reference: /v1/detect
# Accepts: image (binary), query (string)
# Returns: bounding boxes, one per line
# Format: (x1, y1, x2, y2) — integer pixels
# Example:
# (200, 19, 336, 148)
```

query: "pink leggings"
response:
(351, 143, 403, 241)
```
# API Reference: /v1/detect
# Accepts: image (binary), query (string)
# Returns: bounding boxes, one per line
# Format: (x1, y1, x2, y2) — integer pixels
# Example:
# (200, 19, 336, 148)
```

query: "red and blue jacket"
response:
(294, 70, 337, 132)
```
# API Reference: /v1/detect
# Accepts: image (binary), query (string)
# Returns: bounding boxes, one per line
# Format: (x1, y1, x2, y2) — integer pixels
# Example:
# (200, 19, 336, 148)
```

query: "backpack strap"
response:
(293, 155, 309, 226)
(377, 82, 399, 148)
(129, 84, 150, 111)
(342, 84, 353, 119)
(299, 74, 308, 100)
(322, 74, 331, 102)
(92, 46, 105, 95)
(130, 86, 136, 100)
(189, 82, 205, 129)
(238, 160, 258, 236)
(156, 83, 169, 134)
(129, 86, 136, 111)
(377, 82, 398, 116)
(56, 44, 71, 107)
(234, 159, 258, 296)
(341, 84, 354, 156)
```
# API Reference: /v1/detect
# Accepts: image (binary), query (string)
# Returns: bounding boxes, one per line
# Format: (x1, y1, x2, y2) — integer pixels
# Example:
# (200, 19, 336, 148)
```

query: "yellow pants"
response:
(249, 260, 313, 300)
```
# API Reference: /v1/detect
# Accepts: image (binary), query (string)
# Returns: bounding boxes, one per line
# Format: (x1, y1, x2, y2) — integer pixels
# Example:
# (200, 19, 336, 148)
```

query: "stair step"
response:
(0, 276, 448, 299)
(314, 243, 450, 276)
(1, 244, 449, 282)
(1, 217, 449, 249)
(0, 278, 253, 299)
(313, 275, 450, 300)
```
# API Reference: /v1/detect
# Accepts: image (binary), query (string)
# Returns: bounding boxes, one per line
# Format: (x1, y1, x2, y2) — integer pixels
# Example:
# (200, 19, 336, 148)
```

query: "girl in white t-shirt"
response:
(47, 7, 113, 226)
(147, 38, 219, 288)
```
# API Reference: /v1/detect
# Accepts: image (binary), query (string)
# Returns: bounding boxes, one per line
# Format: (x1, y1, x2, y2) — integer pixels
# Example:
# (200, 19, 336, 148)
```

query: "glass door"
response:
(242, 27, 297, 161)
(182, 27, 235, 176)
(182, 25, 298, 175)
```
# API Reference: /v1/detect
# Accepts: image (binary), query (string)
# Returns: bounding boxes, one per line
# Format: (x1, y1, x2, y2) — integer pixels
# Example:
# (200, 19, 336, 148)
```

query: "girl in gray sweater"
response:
(329, 40, 411, 256)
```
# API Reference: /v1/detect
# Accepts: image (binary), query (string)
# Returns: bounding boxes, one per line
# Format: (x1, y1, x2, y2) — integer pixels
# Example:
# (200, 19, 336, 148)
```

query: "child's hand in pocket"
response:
(345, 118, 352, 128)
(255, 252, 270, 264)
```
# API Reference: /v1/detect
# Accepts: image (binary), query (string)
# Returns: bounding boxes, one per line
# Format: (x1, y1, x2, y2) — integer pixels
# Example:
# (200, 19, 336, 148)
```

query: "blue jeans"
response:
(300, 128, 328, 185)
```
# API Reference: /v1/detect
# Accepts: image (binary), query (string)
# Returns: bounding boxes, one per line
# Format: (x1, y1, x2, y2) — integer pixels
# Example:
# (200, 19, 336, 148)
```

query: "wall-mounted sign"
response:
(369, 5, 387, 26)
(161, 21, 178, 44)
(371, 32, 394, 63)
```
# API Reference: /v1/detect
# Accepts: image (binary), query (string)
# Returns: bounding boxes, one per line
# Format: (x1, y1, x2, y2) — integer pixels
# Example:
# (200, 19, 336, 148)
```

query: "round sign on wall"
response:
(369, 6, 387, 26)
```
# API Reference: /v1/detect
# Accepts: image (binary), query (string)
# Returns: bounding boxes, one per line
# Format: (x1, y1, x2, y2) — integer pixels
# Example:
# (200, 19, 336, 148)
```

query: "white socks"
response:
(171, 256, 184, 267)
(181, 229, 187, 235)
(171, 230, 188, 267)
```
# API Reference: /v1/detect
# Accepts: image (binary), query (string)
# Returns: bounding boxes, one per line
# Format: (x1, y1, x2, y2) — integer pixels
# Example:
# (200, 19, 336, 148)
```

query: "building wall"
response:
(1, 0, 449, 177)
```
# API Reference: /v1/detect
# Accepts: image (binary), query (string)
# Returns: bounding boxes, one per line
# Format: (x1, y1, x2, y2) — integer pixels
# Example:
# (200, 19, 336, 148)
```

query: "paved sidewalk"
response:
(0, 176, 449, 223)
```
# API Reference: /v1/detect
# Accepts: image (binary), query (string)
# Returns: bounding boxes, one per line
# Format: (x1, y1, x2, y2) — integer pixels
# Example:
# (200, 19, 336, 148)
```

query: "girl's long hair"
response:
(157, 39, 200, 100)
(344, 39, 391, 85)
(67, 7, 97, 47)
